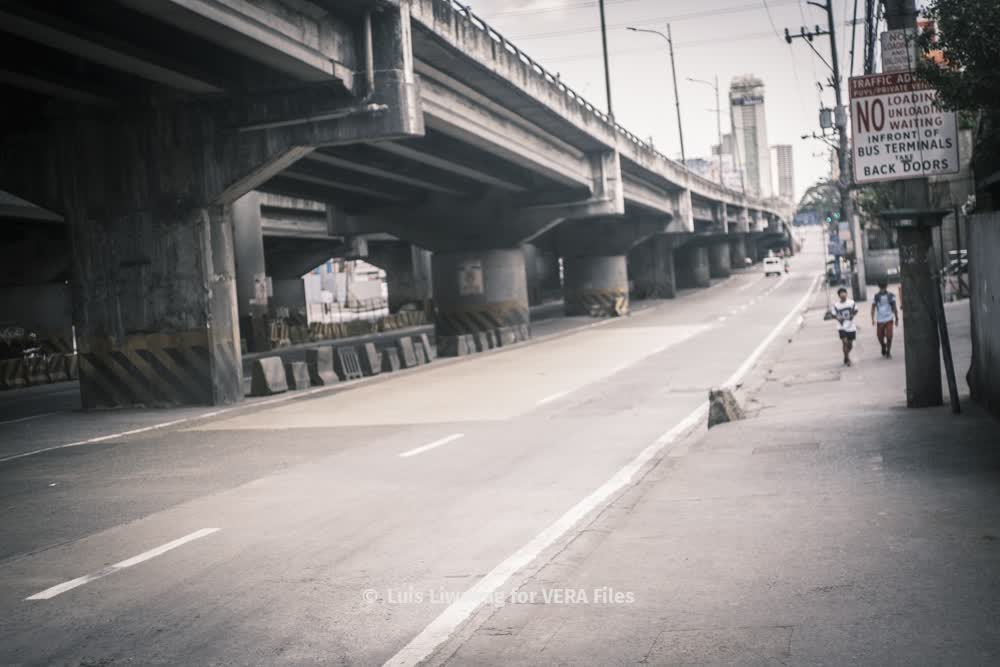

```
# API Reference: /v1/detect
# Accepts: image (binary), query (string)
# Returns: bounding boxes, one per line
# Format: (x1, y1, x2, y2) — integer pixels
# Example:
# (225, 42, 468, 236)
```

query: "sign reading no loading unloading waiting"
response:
(849, 71, 959, 184)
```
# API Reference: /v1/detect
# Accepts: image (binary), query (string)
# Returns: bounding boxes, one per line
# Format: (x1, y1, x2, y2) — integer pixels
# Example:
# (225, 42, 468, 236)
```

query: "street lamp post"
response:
(687, 75, 723, 187)
(626, 25, 686, 167)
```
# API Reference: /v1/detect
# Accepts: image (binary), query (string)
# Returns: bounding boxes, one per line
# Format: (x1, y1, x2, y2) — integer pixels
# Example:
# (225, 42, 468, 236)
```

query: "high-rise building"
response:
(729, 75, 773, 198)
(771, 144, 794, 201)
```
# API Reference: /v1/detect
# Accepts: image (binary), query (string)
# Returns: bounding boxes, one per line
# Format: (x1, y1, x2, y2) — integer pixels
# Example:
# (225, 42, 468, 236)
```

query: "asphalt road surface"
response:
(0, 233, 821, 666)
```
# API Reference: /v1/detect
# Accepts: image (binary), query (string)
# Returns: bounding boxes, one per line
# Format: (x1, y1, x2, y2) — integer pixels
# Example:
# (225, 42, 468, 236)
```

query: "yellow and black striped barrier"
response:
(564, 288, 629, 317)
(79, 330, 240, 408)
(434, 299, 529, 337)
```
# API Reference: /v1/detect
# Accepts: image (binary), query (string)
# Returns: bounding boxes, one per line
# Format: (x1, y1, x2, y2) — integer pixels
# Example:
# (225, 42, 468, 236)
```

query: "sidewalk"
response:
(438, 290, 1000, 665)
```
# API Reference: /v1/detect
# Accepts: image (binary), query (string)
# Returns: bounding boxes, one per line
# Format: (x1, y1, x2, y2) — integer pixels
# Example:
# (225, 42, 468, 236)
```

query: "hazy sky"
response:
(466, 0, 871, 201)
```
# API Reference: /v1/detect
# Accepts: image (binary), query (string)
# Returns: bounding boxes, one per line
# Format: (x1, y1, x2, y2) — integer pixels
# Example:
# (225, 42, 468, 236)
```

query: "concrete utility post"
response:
(599, 0, 614, 119)
(824, 1, 865, 303)
(882, 0, 945, 408)
(626, 25, 686, 166)
(786, 2, 865, 302)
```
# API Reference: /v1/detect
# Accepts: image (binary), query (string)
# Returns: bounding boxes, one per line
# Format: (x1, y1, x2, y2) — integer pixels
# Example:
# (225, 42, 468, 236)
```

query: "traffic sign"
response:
(849, 72, 959, 184)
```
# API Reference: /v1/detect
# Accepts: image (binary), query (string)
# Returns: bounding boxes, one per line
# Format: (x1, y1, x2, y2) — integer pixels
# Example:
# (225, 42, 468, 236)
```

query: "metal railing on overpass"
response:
(444, 1, 762, 209)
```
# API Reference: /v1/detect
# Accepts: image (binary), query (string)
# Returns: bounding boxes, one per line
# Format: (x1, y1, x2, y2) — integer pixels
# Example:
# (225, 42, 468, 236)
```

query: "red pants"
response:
(877, 321, 894, 343)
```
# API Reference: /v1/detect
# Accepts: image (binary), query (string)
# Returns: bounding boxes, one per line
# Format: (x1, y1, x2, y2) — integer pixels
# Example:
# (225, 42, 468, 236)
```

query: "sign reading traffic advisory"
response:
(849, 72, 959, 184)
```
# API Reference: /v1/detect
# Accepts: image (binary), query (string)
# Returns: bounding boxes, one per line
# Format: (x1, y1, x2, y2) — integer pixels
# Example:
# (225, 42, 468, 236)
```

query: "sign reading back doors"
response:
(849, 72, 959, 184)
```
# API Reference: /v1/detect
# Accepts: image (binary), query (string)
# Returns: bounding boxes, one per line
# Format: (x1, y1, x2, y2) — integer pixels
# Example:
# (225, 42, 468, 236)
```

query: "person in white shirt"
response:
(830, 287, 858, 367)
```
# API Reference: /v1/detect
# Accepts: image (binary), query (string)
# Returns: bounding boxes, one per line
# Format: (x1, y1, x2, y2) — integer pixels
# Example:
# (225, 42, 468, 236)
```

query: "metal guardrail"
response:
(445, 2, 759, 206)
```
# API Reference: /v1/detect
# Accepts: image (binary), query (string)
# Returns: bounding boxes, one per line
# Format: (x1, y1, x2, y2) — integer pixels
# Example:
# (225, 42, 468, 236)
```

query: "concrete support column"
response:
(898, 226, 943, 408)
(62, 115, 243, 409)
(709, 241, 732, 278)
(729, 235, 748, 269)
(675, 245, 711, 288)
(628, 235, 677, 299)
(563, 255, 629, 316)
(367, 242, 432, 313)
(432, 248, 529, 341)
(233, 192, 270, 353)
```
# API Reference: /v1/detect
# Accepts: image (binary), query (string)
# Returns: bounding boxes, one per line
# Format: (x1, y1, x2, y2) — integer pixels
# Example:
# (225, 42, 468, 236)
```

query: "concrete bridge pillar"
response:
(56, 115, 244, 409)
(233, 192, 271, 354)
(550, 216, 668, 316)
(628, 235, 677, 299)
(675, 245, 711, 288)
(367, 241, 432, 313)
(563, 254, 629, 316)
(431, 248, 529, 345)
(729, 235, 749, 269)
(709, 240, 733, 278)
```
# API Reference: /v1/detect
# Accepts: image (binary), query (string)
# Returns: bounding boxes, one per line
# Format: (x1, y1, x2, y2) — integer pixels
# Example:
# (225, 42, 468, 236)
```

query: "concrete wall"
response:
(967, 213, 1000, 418)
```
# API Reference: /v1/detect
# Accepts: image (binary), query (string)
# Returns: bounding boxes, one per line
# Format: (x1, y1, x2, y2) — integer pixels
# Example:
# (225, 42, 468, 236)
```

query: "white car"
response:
(763, 257, 783, 277)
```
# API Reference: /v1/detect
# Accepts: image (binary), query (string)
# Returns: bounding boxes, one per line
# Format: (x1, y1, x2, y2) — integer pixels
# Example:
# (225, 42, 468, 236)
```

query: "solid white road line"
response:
(0, 412, 58, 426)
(398, 433, 465, 458)
(737, 276, 764, 291)
(383, 273, 823, 667)
(25, 528, 220, 601)
(536, 391, 570, 406)
(384, 404, 708, 667)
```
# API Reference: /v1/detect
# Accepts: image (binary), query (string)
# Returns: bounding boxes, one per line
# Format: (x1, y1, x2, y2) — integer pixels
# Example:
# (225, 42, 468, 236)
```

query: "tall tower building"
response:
(729, 75, 773, 198)
(771, 144, 794, 201)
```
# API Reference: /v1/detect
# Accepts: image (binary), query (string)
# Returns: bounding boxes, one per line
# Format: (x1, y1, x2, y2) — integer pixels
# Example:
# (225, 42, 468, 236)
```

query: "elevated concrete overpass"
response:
(0, 0, 793, 408)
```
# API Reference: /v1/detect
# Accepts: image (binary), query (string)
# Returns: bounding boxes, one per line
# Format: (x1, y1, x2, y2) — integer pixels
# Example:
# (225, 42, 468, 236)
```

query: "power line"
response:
(542, 31, 777, 63)
(505, 0, 801, 41)
(483, 0, 642, 19)
(760, 0, 783, 40)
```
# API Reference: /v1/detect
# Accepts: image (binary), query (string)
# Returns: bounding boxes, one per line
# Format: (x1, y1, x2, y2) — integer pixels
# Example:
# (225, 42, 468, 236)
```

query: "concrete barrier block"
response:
(382, 347, 401, 372)
(414, 343, 427, 365)
(360, 342, 382, 376)
(475, 331, 491, 352)
(397, 337, 418, 368)
(437, 335, 470, 357)
(708, 388, 745, 428)
(516, 324, 531, 342)
(284, 361, 311, 390)
(334, 346, 364, 380)
(419, 333, 436, 361)
(495, 327, 517, 347)
(306, 347, 338, 386)
(486, 330, 498, 349)
(251, 357, 288, 396)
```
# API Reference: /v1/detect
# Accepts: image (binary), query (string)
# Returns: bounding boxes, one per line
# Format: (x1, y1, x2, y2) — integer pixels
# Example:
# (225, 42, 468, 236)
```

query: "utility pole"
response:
(666, 24, 686, 166)
(785, 2, 865, 303)
(598, 0, 613, 119)
(881, 0, 949, 409)
(627, 25, 686, 166)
